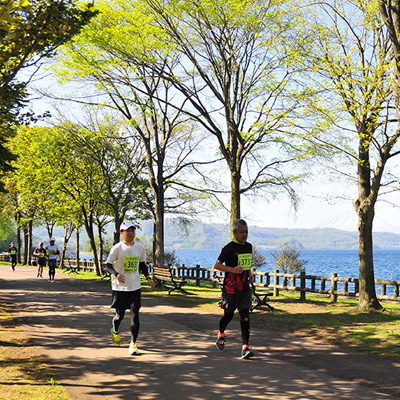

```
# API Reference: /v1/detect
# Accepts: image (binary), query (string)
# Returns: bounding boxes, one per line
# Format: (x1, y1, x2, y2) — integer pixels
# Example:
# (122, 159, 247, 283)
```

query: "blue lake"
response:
(174, 249, 400, 282)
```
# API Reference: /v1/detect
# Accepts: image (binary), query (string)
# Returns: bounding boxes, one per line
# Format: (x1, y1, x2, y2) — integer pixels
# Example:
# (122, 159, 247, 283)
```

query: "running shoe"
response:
(128, 342, 139, 355)
(241, 346, 255, 359)
(216, 333, 225, 350)
(111, 328, 121, 347)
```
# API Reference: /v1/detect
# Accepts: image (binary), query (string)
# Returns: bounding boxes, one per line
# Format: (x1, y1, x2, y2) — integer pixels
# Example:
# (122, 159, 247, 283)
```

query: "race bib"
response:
(123, 256, 139, 273)
(237, 253, 252, 270)
(38, 252, 45, 258)
(48, 249, 56, 255)
(11, 250, 16, 255)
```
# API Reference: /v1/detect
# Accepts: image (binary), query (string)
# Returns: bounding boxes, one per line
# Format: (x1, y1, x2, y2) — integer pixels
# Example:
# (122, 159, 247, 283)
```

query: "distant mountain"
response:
(316, 211, 400, 234)
(137, 219, 400, 250)
(31, 217, 400, 253)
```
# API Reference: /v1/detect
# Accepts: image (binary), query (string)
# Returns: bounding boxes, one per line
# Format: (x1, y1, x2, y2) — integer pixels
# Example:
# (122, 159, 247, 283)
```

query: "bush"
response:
(252, 246, 266, 270)
(270, 242, 308, 273)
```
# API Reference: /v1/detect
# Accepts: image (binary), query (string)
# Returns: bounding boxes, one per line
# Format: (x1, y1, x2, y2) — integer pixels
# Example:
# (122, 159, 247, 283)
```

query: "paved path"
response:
(1, 266, 399, 400)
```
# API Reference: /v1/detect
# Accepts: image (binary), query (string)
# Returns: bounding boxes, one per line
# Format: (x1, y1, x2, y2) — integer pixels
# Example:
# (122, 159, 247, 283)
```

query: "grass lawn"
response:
(0, 301, 71, 400)
(1, 263, 399, 399)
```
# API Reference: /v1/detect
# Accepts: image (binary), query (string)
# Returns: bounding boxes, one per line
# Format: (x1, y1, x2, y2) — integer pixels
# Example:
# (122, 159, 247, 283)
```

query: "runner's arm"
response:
(139, 262, 154, 290)
(214, 260, 243, 274)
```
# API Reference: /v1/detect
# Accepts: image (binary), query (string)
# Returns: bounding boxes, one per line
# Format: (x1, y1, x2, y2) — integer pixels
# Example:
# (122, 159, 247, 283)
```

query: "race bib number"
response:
(237, 253, 252, 270)
(48, 249, 56, 255)
(11, 250, 16, 255)
(124, 256, 139, 273)
(38, 252, 45, 258)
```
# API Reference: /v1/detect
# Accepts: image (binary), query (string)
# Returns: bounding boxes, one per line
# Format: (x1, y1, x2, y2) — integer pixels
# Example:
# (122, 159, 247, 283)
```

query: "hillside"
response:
(139, 220, 400, 250)
(30, 219, 400, 252)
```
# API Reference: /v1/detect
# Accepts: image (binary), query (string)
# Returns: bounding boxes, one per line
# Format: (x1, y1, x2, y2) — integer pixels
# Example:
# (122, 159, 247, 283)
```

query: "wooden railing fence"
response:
(2, 254, 399, 303)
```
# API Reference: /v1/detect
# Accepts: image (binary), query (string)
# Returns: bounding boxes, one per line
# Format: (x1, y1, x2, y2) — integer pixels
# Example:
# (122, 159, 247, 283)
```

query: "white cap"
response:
(120, 221, 136, 231)
(50, 237, 55, 241)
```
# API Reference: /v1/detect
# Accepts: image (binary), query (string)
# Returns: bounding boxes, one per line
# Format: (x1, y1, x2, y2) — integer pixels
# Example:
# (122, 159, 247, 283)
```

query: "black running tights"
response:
(219, 308, 250, 345)
(113, 306, 140, 343)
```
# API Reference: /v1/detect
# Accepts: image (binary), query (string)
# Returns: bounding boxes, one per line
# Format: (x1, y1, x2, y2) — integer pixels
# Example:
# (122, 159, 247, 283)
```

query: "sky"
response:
(199, 175, 400, 234)
(241, 182, 400, 233)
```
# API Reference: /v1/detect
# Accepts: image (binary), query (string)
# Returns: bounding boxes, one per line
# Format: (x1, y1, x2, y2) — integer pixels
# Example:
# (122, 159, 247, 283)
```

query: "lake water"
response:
(79, 248, 400, 282)
(174, 249, 400, 282)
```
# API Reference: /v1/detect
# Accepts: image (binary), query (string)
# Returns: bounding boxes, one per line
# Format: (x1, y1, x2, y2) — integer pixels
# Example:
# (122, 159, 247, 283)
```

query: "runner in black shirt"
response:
(8, 242, 17, 271)
(214, 219, 255, 359)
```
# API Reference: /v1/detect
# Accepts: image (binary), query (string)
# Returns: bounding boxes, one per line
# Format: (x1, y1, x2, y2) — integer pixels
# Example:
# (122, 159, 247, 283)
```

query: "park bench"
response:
(213, 271, 274, 312)
(152, 266, 188, 295)
(250, 284, 274, 312)
(63, 260, 79, 274)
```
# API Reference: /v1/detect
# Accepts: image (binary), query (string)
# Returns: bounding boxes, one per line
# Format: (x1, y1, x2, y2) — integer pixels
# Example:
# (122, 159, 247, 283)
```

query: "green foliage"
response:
(252, 246, 267, 270)
(0, 213, 16, 251)
(270, 241, 308, 273)
(0, 0, 97, 192)
(164, 249, 179, 267)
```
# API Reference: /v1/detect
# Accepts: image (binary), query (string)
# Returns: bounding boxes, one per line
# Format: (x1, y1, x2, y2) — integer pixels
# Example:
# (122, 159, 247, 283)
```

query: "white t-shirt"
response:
(46, 245, 59, 260)
(107, 241, 146, 292)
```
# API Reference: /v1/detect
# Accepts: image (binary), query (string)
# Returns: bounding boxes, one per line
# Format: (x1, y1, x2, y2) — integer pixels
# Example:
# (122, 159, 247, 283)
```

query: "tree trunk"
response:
(355, 136, 382, 312)
(28, 220, 33, 265)
(16, 215, 22, 264)
(60, 232, 67, 268)
(357, 204, 382, 311)
(153, 185, 165, 268)
(113, 213, 124, 245)
(230, 170, 241, 234)
(23, 227, 28, 265)
(76, 228, 80, 269)
(82, 208, 101, 276)
(97, 219, 105, 273)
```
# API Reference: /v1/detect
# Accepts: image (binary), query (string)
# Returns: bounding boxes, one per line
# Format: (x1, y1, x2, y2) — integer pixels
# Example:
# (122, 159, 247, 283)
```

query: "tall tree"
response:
(52, 0, 215, 267)
(301, 0, 400, 311)
(57, 114, 151, 246)
(135, 0, 309, 231)
(0, 0, 97, 191)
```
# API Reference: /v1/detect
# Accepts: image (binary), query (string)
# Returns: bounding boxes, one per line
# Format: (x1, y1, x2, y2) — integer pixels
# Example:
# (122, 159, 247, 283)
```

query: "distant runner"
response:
(214, 219, 255, 359)
(33, 242, 47, 278)
(46, 237, 59, 283)
(8, 242, 17, 271)
(106, 221, 154, 355)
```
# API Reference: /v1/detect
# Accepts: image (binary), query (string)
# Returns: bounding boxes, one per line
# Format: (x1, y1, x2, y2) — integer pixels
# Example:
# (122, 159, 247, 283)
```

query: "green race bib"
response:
(123, 256, 139, 273)
(237, 253, 252, 270)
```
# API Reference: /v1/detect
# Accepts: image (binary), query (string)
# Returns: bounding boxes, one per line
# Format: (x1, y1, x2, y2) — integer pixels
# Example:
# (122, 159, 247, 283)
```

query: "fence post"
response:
(273, 269, 279, 297)
(300, 270, 306, 300)
(195, 264, 201, 286)
(331, 273, 337, 303)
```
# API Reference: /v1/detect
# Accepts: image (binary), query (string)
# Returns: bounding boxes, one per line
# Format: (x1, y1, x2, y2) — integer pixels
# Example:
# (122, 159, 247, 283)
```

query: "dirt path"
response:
(1, 266, 399, 399)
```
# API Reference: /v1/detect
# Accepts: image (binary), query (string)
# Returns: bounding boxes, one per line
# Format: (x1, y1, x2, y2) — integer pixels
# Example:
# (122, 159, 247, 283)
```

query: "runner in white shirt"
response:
(46, 237, 59, 283)
(106, 221, 154, 355)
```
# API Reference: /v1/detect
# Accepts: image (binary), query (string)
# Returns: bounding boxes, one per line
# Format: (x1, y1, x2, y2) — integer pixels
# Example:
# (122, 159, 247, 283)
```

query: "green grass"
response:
(0, 302, 72, 400)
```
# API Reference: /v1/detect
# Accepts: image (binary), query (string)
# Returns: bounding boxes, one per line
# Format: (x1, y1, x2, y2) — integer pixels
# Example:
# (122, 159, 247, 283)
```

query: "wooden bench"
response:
(63, 260, 79, 274)
(250, 284, 274, 312)
(152, 266, 188, 295)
